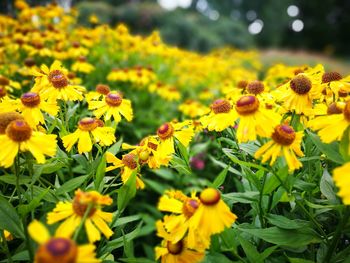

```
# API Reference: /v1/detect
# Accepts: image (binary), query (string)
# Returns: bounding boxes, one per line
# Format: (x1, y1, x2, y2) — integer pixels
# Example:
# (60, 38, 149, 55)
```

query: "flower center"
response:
(327, 103, 343, 115)
(0, 112, 24, 134)
(24, 57, 36, 67)
(200, 188, 220, 205)
(138, 150, 150, 161)
(235, 95, 259, 115)
(105, 92, 123, 107)
(72, 196, 96, 217)
(290, 75, 312, 95)
(78, 56, 86, 62)
(0, 87, 7, 98)
(237, 80, 248, 89)
(167, 240, 183, 255)
(271, 124, 296, 145)
(122, 153, 138, 169)
(338, 89, 348, 97)
(78, 118, 98, 131)
(247, 80, 264, 95)
(293, 68, 304, 75)
(157, 123, 174, 140)
(96, 84, 110, 95)
(0, 76, 10, 86)
(35, 238, 78, 263)
(21, 92, 40, 107)
(343, 101, 350, 122)
(67, 72, 76, 80)
(6, 120, 32, 142)
(211, 99, 231, 114)
(48, 70, 69, 89)
(322, 72, 342, 83)
(182, 198, 199, 218)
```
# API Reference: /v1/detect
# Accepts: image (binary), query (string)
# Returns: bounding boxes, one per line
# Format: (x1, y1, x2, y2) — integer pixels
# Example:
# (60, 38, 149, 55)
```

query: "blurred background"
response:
(2, 0, 350, 69)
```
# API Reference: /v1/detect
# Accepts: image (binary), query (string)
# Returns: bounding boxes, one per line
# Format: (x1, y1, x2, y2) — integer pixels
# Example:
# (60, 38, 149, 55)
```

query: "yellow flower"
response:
(28, 220, 100, 263)
(47, 189, 113, 243)
(85, 84, 111, 103)
(0, 119, 56, 167)
(178, 100, 210, 118)
(333, 162, 350, 204)
(31, 60, 85, 101)
(156, 121, 194, 156)
(89, 14, 99, 24)
(88, 91, 133, 122)
(0, 75, 21, 93)
(319, 71, 350, 103)
(62, 117, 115, 154)
(308, 100, 350, 145)
(106, 152, 144, 189)
(71, 56, 95, 74)
(234, 95, 281, 143)
(255, 124, 304, 171)
(155, 237, 204, 263)
(189, 188, 237, 240)
(200, 99, 237, 132)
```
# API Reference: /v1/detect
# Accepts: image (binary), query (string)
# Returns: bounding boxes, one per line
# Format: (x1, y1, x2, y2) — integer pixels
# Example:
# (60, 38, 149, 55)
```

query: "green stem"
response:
(1, 231, 12, 263)
(258, 173, 267, 228)
(323, 207, 350, 263)
(73, 204, 93, 241)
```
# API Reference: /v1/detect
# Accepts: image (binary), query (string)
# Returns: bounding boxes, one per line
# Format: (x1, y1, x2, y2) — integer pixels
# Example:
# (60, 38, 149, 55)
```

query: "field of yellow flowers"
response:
(1, 2, 350, 263)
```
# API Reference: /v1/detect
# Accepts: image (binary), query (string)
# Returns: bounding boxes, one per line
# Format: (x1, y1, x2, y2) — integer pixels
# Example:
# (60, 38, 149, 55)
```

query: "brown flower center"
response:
(235, 95, 259, 115)
(327, 103, 343, 115)
(122, 153, 138, 169)
(78, 118, 98, 131)
(0, 87, 7, 98)
(290, 75, 312, 95)
(322, 72, 343, 83)
(237, 80, 248, 89)
(21, 92, 40, 107)
(200, 188, 220, 205)
(182, 198, 199, 218)
(343, 101, 350, 122)
(271, 124, 296, 146)
(247, 80, 264, 95)
(293, 68, 304, 75)
(105, 92, 122, 107)
(67, 72, 76, 80)
(72, 196, 96, 217)
(338, 89, 348, 97)
(36, 238, 78, 263)
(6, 120, 32, 142)
(96, 84, 110, 95)
(167, 240, 183, 255)
(0, 76, 9, 86)
(157, 123, 174, 140)
(24, 57, 36, 67)
(48, 70, 68, 89)
(0, 112, 24, 134)
(211, 99, 231, 114)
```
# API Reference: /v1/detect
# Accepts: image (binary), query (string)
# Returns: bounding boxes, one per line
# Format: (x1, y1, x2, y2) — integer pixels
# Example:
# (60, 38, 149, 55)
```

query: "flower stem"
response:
(73, 204, 93, 241)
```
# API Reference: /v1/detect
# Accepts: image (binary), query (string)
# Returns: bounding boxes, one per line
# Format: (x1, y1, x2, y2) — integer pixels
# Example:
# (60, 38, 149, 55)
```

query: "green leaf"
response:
(0, 176, 31, 185)
(288, 257, 315, 263)
(265, 214, 311, 229)
(112, 215, 141, 228)
(56, 175, 88, 195)
(0, 196, 24, 238)
(222, 148, 268, 171)
(0, 250, 29, 262)
(118, 171, 137, 212)
(208, 155, 241, 176)
(95, 154, 106, 191)
(340, 126, 350, 162)
(108, 138, 123, 155)
(307, 131, 344, 164)
(106, 221, 142, 252)
(143, 178, 168, 195)
(18, 188, 49, 216)
(39, 160, 65, 174)
(119, 258, 155, 263)
(176, 140, 189, 165)
(223, 191, 259, 204)
(202, 252, 233, 263)
(238, 225, 321, 247)
(170, 156, 192, 175)
(238, 235, 263, 263)
(320, 169, 337, 203)
(211, 166, 229, 188)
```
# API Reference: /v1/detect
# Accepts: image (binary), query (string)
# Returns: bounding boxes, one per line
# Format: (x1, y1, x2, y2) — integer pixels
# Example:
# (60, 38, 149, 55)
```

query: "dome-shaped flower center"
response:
(138, 150, 150, 161)
(95, 119, 104, 127)
(48, 70, 69, 89)
(78, 118, 98, 131)
(157, 123, 174, 140)
(21, 92, 40, 107)
(247, 80, 264, 95)
(24, 57, 36, 67)
(67, 72, 76, 80)
(200, 188, 220, 205)
(0, 76, 10, 86)
(235, 95, 259, 115)
(72, 196, 96, 217)
(96, 84, 110, 95)
(0, 112, 23, 134)
(36, 238, 78, 263)
(122, 153, 138, 169)
(293, 68, 304, 75)
(343, 101, 350, 122)
(6, 120, 32, 142)
(237, 80, 248, 89)
(271, 124, 296, 145)
(78, 56, 86, 62)
(105, 92, 122, 107)
(338, 89, 348, 97)
(290, 75, 312, 95)
(322, 72, 342, 83)
(211, 99, 231, 114)
(182, 198, 199, 218)
(167, 240, 183, 255)
(327, 103, 343, 115)
(0, 87, 7, 98)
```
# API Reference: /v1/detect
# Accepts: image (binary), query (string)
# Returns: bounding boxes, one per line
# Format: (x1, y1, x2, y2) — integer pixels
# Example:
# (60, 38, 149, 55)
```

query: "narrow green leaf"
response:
(56, 175, 88, 195)
(212, 166, 229, 188)
(117, 171, 137, 212)
(0, 196, 24, 238)
(238, 235, 263, 263)
(18, 188, 49, 216)
(95, 154, 106, 191)
(265, 214, 311, 230)
(0, 176, 31, 185)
